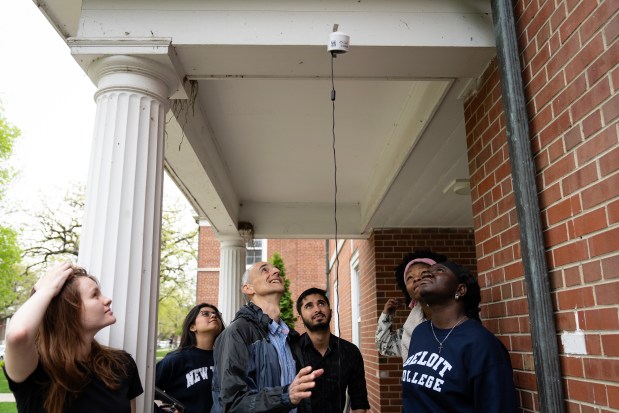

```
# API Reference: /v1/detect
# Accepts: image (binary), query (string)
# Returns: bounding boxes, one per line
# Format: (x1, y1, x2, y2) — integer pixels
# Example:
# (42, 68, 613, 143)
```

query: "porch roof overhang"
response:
(37, 0, 496, 239)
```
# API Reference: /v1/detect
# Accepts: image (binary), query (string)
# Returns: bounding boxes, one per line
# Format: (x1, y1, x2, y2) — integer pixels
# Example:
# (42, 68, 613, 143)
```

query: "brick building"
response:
(36, 0, 617, 411)
(196, 2, 618, 411)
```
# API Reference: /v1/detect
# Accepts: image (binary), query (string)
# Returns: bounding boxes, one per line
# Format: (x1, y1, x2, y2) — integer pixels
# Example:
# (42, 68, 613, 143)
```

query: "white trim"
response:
(262, 239, 268, 261)
(197, 267, 220, 272)
(332, 279, 340, 336)
(350, 251, 361, 347)
(328, 239, 346, 271)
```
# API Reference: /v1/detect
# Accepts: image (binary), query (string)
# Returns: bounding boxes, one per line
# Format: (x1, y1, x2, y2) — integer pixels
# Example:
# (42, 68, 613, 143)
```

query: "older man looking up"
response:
(211, 261, 323, 413)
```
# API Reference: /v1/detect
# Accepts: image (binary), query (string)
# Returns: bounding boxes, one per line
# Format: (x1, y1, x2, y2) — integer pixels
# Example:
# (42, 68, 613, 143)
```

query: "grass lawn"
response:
(0, 373, 10, 393)
(156, 348, 172, 362)
(0, 403, 16, 413)
(0, 373, 16, 412)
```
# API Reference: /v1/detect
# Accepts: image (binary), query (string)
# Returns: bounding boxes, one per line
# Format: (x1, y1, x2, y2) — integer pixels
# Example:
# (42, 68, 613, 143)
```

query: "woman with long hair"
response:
(155, 303, 224, 413)
(401, 260, 516, 412)
(3, 262, 143, 412)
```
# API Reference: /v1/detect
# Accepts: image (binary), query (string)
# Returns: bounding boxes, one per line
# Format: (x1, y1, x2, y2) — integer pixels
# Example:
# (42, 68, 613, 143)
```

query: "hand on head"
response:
(288, 366, 324, 405)
(34, 262, 74, 298)
(383, 298, 401, 315)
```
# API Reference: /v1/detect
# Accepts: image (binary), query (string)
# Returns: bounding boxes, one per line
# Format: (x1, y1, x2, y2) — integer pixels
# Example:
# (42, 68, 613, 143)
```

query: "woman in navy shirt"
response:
(156, 303, 224, 413)
(402, 261, 517, 413)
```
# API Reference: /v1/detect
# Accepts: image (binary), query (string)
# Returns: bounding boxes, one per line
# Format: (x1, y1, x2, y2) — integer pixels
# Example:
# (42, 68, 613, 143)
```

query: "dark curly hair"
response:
(395, 250, 448, 303)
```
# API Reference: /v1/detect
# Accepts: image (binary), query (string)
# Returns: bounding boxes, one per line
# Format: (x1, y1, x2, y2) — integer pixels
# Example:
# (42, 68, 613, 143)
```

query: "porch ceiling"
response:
(40, 0, 496, 239)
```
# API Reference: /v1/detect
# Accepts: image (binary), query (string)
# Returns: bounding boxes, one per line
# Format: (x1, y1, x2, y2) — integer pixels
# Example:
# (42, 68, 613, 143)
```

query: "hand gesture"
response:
(34, 262, 74, 298)
(289, 366, 324, 405)
(383, 298, 401, 315)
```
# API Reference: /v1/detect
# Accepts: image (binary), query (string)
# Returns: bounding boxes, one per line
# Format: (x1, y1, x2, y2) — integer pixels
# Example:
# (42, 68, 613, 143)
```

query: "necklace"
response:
(430, 316, 467, 353)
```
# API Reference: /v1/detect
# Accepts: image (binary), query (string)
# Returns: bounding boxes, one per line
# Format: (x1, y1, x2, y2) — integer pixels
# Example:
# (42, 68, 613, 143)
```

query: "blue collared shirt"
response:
(268, 318, 297, 412)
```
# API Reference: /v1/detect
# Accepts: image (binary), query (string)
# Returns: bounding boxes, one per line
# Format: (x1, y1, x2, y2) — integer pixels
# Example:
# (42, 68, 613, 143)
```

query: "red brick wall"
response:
(327, 238, 380, 408)
(268, 239, 327, 331)
(464, 1, 618, 411)
(329, 228, 476, 413)
(197, 225, 221, 305)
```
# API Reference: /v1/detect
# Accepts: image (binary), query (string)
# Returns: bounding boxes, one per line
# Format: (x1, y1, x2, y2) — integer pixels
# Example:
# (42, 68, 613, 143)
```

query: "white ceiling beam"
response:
(34, 0, 83, 38)
(77, 0, 494, 48)
(239, 202, 363, 239)
(165, 100, 241, 236)
(359, 80, 451, 231)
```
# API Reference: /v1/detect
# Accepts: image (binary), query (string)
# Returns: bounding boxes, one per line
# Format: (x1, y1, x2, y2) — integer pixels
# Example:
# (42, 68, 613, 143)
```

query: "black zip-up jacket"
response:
(210, 302, 310, 413)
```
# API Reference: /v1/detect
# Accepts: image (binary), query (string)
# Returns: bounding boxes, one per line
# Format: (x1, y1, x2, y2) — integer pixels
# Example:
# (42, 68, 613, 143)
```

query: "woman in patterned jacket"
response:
(375, 250, 446, 360)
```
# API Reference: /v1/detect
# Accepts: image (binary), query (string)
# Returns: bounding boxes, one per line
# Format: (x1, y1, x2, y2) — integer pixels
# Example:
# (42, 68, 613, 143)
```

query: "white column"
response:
(77, 55, 177, 412)
(217, 235, 246, 325)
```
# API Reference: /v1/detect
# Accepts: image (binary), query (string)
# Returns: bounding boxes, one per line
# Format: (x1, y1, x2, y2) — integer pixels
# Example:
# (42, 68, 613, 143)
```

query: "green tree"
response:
(269, 252, 295, 328)
(157, 200, 198, 304)
(19, 186, 198, 336)
(0, 105, 19, 199)
(0, 226, 25, 318)
(22, 188, 197, 295)
(158, 295, 193, 342)
(0, 105, 24, 317)
(21, 185, 83, 273)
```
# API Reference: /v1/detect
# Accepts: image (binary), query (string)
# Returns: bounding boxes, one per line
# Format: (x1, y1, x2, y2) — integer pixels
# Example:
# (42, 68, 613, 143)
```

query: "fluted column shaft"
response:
(77, 55, 176, 412)
(217, 236, 246, 325)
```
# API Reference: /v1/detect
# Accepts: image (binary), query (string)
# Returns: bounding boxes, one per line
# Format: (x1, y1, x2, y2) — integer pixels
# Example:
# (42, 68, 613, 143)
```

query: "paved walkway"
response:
(0, 392, 15, 402)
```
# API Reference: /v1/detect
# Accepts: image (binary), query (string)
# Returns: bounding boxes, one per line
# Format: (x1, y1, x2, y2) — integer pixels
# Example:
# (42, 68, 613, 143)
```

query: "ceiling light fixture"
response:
(443, 179, 471, 196)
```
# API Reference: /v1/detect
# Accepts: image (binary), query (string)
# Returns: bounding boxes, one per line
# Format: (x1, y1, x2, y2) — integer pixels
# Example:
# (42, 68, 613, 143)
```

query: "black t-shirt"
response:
(3, 351, 143, 413)
(155, 347, 215, 413)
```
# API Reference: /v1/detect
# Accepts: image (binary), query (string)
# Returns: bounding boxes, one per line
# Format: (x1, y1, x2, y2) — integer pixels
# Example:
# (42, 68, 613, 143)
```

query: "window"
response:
(246, 239, 267, 267)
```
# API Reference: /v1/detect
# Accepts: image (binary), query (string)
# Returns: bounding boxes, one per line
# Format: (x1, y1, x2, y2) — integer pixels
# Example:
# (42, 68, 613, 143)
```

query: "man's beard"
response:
(303, 312, 332, 332)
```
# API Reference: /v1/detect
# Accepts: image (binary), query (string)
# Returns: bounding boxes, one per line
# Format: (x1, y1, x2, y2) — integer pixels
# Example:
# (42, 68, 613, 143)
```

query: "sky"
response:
(0, 0, 96, 211)
(0, 0, 193, 230)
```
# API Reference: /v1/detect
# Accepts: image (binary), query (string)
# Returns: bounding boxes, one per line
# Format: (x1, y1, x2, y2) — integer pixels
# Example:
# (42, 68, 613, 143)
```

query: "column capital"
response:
(88, 55, 178, 103)
(216, 233, 246, 248)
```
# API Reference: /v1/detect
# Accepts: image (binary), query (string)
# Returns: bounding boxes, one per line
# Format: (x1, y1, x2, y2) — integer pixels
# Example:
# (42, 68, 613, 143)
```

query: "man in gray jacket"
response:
(211, 261, 323, 413)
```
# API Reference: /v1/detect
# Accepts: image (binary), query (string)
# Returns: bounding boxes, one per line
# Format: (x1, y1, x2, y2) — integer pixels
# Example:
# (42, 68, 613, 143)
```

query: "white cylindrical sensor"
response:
(328, 31, 350, 54)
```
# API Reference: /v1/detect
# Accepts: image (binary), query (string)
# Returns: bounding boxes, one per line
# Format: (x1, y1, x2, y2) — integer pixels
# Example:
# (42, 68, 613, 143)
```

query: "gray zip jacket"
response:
(211, 302, 309, 413)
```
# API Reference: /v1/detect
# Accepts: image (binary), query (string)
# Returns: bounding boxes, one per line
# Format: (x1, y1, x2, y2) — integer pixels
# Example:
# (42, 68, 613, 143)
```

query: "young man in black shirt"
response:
(296, 288, 370, 413)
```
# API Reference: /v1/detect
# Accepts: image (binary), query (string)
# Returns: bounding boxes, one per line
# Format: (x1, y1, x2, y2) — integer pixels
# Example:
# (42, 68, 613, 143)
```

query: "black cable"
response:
(331, 52, 340, 337)
(330, 50, 343, 413)
(330, 52, 339, 336)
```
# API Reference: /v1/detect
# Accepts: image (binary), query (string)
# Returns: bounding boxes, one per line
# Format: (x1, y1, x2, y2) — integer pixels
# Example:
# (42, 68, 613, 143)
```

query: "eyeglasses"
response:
(199, 310, 220, 318)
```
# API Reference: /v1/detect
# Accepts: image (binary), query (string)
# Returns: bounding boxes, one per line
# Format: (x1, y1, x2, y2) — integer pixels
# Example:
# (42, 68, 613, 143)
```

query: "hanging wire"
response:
(330, 49, 343, 413)
(330, 51, 339, 336)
